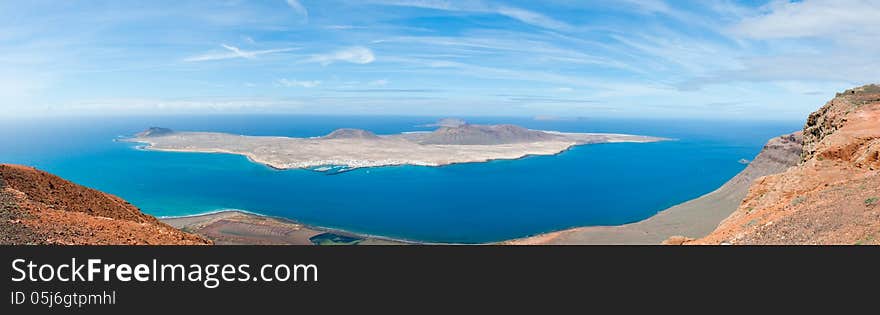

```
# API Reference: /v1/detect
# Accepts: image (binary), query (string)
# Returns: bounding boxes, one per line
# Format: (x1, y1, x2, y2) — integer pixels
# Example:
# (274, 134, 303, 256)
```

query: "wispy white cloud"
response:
(609, 31, 731, 77)
(308, 46, 376, 65)
(384, 57, 669, 97)
(614, 0, 731, 33)
(370, 0, 572, 31)
(324, 25, 362, 30)
(56, 97, 306, 114)
(689, 0, 880, 86)
(285, 0, 309, 22)
(5, 0, 875, 119)
(733, 0, 880, 40)
(184, 44, 297, 62)
(617, 0, 674, 15)
(370, 0, 471, 11)
(372, 34, 641, 73)
(277, 78, 321, 88)
(494, 6, 572, 31)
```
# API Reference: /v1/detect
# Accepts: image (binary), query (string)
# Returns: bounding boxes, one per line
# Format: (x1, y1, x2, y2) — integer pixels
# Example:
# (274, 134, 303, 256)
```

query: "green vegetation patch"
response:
(855, 232, 878, 245)
(865, 197, 879, 207)
(860, 85, 880, 94)
(790, 196, 807, 206)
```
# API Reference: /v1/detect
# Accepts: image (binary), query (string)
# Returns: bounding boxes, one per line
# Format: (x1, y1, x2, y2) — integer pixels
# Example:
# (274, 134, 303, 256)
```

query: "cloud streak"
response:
(370, 0, 572, 31)
(5, 0, 877, 119)
(682, 0, 880, 87)
(495, 6, 572, 31)
(732, 0, 880, 40)
(308, 46, 376, 65)
(277, 78, 321, 88)
(184, 44, 297, 62)
(286, 0, 309, 22)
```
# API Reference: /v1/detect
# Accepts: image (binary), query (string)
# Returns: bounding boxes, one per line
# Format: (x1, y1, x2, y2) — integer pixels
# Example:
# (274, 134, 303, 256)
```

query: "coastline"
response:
(159, 132, 802, 245)
(128, 139, 283, 170)
(129, 137, 666, 173)
(131, 139, 578, 171)
(160, 210, 417, 245)
(157, 186, 743, 245)
(123, 129, 667, 172)
(502, 131, 804, 245)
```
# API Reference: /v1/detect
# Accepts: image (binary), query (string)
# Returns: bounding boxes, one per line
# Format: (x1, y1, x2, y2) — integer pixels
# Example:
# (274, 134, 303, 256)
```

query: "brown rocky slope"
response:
(0, 164, 211, 245)
(689, 84, 880, 245)
(505, 131, 803, 245)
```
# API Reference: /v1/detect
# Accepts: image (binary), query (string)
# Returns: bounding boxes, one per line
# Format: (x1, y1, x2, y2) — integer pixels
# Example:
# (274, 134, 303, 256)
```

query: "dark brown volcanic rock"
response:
(136, 127, 174, 137)
(419, 124, 561, 145)
(321, 128, 380, 140)
(0, 164, 211, 245)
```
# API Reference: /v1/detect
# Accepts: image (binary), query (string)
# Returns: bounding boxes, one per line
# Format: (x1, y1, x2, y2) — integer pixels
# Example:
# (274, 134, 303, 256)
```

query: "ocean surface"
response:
(0, 115, 801, 243)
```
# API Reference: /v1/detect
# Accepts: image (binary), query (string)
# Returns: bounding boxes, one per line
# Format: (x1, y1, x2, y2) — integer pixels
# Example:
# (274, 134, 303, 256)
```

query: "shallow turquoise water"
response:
(0, 115, 800, 243)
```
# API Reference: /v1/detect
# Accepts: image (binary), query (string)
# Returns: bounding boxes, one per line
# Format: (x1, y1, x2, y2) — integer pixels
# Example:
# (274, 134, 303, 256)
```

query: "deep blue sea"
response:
(0, 115, 801, 243)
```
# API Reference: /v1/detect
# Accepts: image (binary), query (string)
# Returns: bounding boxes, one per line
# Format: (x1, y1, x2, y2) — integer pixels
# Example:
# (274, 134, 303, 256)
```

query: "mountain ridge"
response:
(417, 124, 562, 145)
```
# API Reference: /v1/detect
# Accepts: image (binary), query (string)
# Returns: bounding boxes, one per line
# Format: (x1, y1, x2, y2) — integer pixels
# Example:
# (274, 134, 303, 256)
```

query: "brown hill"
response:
(689, 84, 880, 245)
(421, 118, 467, 127)
(320, 128, 380, 140)
(0, 164, 211, 245)
(136, 127, 174, 137)
(419, 124, 561, 145)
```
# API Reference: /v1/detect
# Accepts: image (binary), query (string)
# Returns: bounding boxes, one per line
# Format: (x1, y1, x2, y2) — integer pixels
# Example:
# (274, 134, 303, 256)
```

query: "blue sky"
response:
(2, 0, 878, 119)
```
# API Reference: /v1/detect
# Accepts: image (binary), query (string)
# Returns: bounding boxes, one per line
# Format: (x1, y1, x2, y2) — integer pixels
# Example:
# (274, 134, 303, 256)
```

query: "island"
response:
(125, 120, 666, 172)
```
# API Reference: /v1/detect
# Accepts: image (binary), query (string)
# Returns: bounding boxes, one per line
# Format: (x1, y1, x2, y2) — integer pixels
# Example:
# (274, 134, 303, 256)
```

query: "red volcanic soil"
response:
(0, 164, 211, 245)
(689, 85, 880, 245)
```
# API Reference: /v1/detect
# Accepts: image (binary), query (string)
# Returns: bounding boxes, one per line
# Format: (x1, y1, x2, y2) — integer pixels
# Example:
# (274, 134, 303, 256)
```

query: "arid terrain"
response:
(0, 164, 210, 245)
(162, 211, 404, 245)
(128, 121, 665, 171)
(4, 86, 877, 246)
(503, 132, 804, 245)
(689, 85, 880, 245)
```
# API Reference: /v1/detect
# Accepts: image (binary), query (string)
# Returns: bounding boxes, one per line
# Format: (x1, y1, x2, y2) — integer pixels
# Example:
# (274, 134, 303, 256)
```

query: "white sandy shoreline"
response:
(132, 127, 676, 244)
(125, 130, 666, 172)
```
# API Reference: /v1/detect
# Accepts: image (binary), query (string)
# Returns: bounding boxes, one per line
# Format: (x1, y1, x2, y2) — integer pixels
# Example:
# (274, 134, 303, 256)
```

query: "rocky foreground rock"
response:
(0, 164, 211, 245)
(689, 84, 880, 245)
(505, 130, 803, 245)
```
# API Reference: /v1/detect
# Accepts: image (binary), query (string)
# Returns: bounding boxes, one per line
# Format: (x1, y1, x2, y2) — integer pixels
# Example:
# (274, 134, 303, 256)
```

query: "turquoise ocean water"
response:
(1, 115, 800, 243)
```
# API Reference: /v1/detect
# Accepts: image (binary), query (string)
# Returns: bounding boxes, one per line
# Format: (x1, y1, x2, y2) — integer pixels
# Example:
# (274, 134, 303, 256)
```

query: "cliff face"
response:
(0, 164, 211, 245)
(509, 131, 802, 245)
(691, 84, 880, 245)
